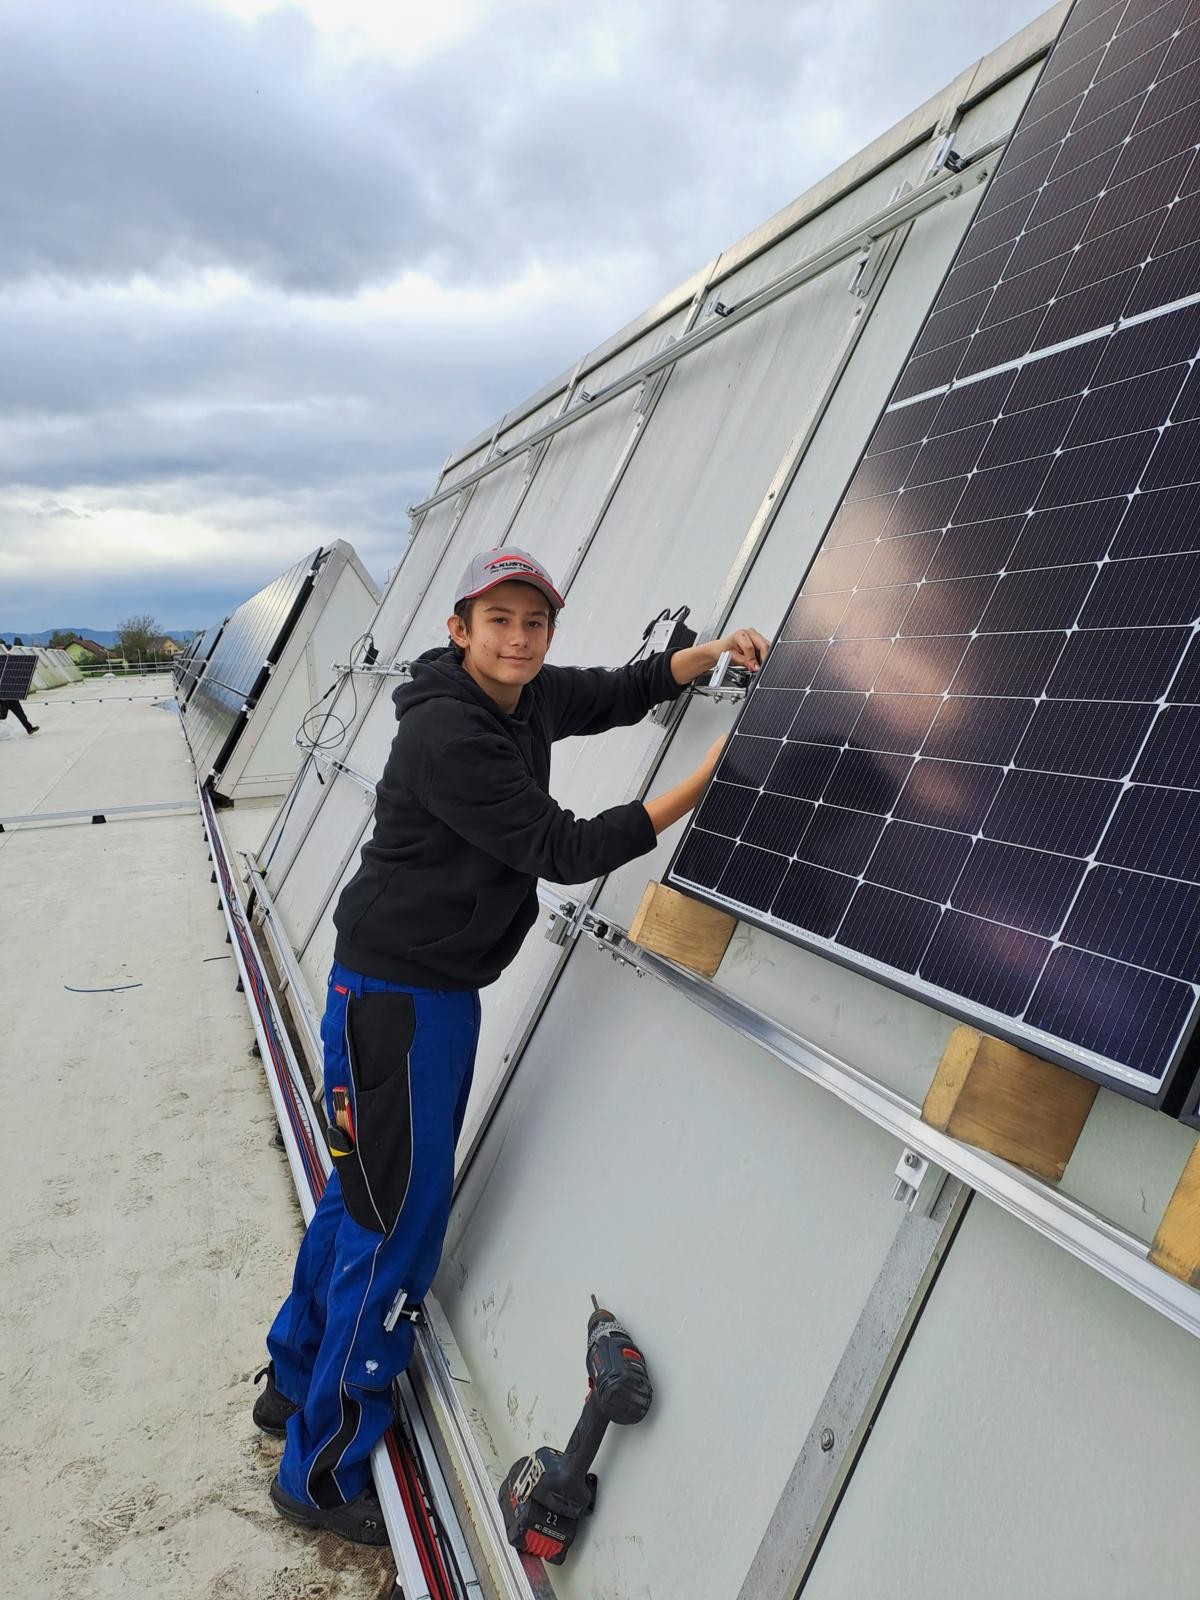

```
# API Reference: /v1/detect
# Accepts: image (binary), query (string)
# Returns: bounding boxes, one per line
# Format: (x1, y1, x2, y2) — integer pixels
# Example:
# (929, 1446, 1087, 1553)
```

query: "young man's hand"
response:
(643, 735, 729, 835)
(697, 733, 728, 783)
(669, 628, 771, 686)
(712, 628, 770, 673)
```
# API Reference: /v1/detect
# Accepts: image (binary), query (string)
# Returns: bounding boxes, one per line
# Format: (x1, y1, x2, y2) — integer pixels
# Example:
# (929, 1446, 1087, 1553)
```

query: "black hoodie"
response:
(332, 646, 686, 989)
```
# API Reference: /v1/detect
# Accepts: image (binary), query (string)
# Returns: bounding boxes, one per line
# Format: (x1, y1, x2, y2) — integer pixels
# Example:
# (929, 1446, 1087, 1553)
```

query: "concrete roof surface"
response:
(0, 678, 388, 1597)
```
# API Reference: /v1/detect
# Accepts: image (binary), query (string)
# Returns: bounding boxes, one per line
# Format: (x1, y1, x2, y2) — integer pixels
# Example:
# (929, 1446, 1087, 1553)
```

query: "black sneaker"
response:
(26, 725, 38, 734)
(270, 1476, 390, 1546)
(252, 1362, 299, 1437)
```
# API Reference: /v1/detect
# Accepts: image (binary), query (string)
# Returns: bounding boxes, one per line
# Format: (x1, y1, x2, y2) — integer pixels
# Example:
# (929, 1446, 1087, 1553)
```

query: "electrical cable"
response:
(392, 1388, 471, 1600)
(625, 604, 691, 666)
(63, 982, 143, 993)
(297, 629, 371, 759)
(294, 629, 376, 798)
(624, 609, 668, 667)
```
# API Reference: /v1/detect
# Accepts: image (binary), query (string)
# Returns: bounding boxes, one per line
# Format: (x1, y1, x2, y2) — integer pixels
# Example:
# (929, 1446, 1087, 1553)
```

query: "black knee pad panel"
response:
(332, 990, 417, 1234)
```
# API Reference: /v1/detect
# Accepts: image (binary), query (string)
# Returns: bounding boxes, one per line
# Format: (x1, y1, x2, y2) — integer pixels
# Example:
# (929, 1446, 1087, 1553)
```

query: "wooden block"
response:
(1149, 1141, 1200, 1287)
(921, 1024, 1098, 1183)
(628, 881, 736, 978)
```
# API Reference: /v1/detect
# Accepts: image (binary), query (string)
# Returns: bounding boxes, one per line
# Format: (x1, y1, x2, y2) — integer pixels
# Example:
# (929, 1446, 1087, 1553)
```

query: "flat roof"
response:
(0, 677, 387, 1595)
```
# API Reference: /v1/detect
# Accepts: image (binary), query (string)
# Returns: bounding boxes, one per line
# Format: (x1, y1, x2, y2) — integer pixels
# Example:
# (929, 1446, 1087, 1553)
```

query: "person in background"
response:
(0, 698, 38, 734)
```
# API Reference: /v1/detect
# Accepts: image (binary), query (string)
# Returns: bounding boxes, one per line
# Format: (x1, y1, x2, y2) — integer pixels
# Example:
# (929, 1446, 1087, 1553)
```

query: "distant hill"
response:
(0, 627, 196, 646)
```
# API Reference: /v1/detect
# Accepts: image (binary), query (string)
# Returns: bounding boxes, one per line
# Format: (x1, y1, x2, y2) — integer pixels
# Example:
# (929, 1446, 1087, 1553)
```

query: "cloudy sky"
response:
(0, 0, 1045, 634)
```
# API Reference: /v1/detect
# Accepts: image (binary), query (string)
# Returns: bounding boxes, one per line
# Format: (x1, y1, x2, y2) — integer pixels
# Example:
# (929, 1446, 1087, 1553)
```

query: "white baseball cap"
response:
(455, 547, 565, 611)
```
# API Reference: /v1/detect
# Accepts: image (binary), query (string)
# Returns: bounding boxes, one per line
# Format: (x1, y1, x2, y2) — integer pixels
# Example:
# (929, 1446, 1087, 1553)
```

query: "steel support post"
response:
(737, 1179, 970, 1600)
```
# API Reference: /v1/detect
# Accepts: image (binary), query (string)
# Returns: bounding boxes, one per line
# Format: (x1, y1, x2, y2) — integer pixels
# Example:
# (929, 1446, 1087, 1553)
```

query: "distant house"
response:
(153, 636, 182, 657)
(68, 639, 114, 664)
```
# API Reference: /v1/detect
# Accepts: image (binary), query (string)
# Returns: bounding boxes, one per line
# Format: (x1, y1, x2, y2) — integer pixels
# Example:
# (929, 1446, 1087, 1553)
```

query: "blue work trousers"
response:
(267, 961, 480, 1507)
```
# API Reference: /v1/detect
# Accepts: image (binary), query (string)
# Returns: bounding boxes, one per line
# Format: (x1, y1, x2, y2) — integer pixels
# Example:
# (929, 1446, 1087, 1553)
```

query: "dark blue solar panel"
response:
(175, 623, 226, 706)
(669, 0, 1200, 1110)
(0, 651, 39, 699)
(181, 549, 322, 788)
(171, 630, 202, 691)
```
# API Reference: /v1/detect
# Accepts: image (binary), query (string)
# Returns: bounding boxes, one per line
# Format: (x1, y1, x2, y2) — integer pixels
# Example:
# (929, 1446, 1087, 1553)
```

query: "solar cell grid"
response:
(0, 652, 38, 699)
(669, 0, 1200, 1104)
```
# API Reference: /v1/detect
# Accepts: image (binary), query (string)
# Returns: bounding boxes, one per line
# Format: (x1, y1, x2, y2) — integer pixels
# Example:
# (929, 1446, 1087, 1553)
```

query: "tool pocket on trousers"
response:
(344, 990, 417, 1234)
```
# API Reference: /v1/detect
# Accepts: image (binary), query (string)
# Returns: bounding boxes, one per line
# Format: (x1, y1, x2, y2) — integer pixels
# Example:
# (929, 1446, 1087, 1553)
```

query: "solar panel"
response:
(181, 549, 322, 786)
(669, 0, 1200, 1108)
(0, 652, 38, 699)
(176, 623, 225, 706)
(172, 629, 205, 690)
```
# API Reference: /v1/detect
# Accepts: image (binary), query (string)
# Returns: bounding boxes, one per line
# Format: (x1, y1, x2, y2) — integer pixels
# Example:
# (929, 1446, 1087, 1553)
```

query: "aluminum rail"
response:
(330, 662, 412, 679)
(242, 851, 543, 1600)
(412, 1321, 556, 1600)
(310, 747, 379, 791)
(0, 798, 197, 829)
(243, 857, 323, 1056)
(396, 1373, 486, 1600)
(407, 137, 1003, 517)
(532, 886, 1200, 1344)
(202, 788, 485, 1600)
(203, 790, 324, 1224)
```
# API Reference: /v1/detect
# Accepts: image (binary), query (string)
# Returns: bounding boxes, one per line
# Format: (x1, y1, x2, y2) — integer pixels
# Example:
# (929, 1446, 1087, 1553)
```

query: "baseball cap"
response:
(455, 547, 565, 611)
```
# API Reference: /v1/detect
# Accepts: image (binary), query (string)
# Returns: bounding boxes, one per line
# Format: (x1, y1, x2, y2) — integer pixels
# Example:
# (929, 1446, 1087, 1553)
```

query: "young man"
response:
(257, 546, 768, 1543)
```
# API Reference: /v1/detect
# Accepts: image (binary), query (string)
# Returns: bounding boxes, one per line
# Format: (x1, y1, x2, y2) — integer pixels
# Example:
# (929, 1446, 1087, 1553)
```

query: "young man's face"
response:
(448, 580, 554, 699)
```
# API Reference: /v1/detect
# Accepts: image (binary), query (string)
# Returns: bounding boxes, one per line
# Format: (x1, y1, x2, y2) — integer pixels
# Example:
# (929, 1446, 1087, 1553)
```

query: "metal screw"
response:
(904, 1151, 919, 1168)
(819, 1429, 835, 1452)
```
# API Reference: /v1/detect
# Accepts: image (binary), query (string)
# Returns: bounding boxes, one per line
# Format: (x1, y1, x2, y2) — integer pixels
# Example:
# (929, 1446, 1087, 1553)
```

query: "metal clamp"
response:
(543, 895, 588, 947)
(891, 1147, 945, 1216)
(928, 131, 969, 175)
(690, 650, 752, 704)
(330, 659, 413, 680)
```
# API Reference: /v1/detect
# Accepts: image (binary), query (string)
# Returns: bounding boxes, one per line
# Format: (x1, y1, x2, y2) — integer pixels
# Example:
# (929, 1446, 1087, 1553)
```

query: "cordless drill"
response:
(500, 1298, 653, 1564)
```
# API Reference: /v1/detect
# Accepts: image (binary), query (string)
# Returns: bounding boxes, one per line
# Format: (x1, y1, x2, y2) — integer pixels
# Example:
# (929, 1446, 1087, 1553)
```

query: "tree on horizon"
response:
(117, 614, 161, 659)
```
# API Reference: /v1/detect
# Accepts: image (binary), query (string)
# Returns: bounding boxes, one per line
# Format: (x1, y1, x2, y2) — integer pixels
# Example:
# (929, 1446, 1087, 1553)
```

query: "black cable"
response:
(625, 609, 669, 667)
(295, 630, 372, 783)
(625, 604, 692, 667)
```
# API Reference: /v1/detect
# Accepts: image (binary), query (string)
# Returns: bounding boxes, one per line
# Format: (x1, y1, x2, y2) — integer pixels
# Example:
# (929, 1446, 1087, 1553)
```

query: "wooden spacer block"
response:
(922, 1024, 1098, 1183)
(1149, 1141, 1200, 1287)
(628, 881, 736, 978)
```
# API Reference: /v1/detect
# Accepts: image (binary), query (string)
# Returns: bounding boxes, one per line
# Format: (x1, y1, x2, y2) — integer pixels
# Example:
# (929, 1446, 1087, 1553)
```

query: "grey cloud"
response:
(0, 0, 420, 292)
(0, 281, 585, 420)
(2, 0, 1046, 296)
(1, 0, 1051, 631)
(0, 274, 601, 521)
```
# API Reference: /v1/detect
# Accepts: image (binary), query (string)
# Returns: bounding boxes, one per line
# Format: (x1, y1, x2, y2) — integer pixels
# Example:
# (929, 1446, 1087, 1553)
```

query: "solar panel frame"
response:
(0, 652, 39, 699)
(175, 621, 225, 707)
(172, 629, 206, 690)
(1178, 1043, 1200, 1124)
(181, 549, 322, 787)
(667, 0, 1200, 1110)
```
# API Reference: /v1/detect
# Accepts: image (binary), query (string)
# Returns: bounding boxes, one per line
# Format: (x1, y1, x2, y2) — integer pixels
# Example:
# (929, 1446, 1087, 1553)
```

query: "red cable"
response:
(386, 1428, 458, 1599)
